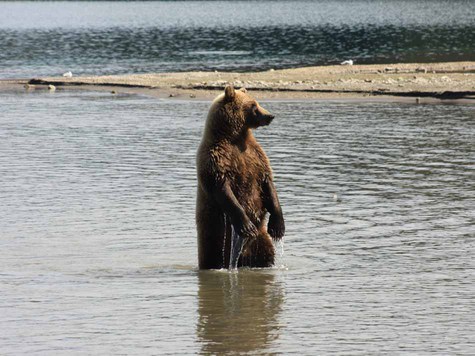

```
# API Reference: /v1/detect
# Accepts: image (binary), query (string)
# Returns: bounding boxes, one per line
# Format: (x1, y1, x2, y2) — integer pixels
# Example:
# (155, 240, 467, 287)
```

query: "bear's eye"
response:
(251, 104, 258, 115)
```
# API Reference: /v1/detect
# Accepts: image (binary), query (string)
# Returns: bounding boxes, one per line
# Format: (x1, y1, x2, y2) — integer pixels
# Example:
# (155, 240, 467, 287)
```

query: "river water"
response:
(1, 89, 474, 354)
(1, 0, 475, 78)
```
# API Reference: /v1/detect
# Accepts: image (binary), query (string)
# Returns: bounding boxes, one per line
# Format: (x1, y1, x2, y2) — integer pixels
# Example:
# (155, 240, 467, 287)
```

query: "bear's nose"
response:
(268, 115, 275, 121)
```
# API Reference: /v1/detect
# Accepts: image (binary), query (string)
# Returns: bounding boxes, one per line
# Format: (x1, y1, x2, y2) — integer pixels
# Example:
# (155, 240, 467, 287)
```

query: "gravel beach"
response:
(3, 61, 475, 101)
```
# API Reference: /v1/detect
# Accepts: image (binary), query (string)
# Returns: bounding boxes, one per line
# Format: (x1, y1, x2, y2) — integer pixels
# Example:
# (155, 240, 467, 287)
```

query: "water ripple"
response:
(1, 92, 474, 354)
(1, 1, 475, 77)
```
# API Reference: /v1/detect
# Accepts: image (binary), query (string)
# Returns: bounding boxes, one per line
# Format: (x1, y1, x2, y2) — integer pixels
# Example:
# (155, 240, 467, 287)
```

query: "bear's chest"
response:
(228, 145, 267, 187)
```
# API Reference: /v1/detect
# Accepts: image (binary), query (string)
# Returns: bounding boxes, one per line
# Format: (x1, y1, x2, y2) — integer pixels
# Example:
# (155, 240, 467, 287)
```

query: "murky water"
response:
(1, 90, 474, 354)
(1, 0, 474, 78)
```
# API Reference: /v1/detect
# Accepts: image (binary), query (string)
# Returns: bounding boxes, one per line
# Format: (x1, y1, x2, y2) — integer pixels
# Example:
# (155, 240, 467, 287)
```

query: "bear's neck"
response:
(207, 127, 255, 149)
(232, 128, 255, 151)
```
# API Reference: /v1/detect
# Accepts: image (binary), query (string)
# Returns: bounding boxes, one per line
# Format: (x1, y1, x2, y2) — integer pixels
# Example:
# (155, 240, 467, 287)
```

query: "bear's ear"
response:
(239, 87, 247, 93)
(224, 85, 236, 101)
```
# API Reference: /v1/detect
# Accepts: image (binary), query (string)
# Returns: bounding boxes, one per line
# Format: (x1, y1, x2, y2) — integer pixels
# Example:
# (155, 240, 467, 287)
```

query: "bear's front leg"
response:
(213, 179, 259, 240)
(212, 180, 259, 267)
(263, 176, 285, 240)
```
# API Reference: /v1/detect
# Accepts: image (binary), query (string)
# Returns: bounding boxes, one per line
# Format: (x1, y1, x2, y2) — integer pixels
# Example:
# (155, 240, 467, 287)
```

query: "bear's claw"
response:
(238, 219, 258, 240)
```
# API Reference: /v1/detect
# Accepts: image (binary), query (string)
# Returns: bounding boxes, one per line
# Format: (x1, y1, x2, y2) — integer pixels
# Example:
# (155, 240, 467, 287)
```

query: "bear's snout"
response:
(260, 114, 274, 126)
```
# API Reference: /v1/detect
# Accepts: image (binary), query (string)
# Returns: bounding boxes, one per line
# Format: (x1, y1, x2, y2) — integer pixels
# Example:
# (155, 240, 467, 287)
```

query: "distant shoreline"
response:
(2, 61, 475, 102)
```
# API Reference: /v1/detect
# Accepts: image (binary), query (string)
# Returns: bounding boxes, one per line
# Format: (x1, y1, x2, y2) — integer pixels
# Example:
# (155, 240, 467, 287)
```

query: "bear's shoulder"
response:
(197, 141, 234, 184)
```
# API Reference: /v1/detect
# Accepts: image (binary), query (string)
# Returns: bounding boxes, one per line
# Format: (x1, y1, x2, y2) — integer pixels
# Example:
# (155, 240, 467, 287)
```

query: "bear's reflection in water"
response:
(197, 270, 284, 354)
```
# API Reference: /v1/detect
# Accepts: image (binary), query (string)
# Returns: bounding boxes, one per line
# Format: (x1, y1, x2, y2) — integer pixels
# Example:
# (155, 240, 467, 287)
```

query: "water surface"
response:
(1, 90, 474, 354)
(1, 0, 474, 78)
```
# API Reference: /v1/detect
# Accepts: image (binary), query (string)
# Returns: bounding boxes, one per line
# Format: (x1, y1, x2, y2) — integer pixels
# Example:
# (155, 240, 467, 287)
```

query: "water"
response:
(1, 89, 474, 354)
(1, 0, 474, 78)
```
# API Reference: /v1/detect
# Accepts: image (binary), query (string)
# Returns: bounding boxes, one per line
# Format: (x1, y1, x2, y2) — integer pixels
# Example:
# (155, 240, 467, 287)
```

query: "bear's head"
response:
(205, 85, 275, 141)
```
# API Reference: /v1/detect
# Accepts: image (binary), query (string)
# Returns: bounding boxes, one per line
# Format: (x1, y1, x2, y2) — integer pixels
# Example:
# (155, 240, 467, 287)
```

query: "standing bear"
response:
(196, 86, 285, 269)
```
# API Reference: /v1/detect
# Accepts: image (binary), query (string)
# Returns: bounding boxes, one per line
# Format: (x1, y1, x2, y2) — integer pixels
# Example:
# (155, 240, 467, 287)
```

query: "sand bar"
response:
(3, 62, 475, 101)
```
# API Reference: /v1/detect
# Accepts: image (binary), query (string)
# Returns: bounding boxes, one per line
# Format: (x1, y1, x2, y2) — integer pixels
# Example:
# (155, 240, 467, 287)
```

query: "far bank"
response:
(2, 62, 475, 102)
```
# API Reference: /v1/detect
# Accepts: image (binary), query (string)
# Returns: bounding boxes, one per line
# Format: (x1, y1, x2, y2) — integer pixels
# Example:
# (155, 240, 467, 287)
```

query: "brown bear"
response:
(196, 85, 285, 269)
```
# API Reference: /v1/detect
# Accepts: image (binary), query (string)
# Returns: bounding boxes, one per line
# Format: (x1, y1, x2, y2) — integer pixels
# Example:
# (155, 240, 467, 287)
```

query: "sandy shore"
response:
(3, 61, 475, 101)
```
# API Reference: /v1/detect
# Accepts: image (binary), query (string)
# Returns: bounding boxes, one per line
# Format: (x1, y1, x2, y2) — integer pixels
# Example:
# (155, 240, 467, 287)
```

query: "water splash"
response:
(222, 213, 227, 268)
(229, 224, 244, 270)
(278, 238, 285, 258)
(273, 238, 287, 269)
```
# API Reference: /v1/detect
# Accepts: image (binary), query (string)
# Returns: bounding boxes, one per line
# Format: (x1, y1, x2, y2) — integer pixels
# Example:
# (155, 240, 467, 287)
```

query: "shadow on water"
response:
(196, 270, 284, 354)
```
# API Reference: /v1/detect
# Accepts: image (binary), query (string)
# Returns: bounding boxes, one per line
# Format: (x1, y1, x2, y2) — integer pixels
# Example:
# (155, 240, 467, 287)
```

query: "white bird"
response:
(62, 71, 73, 78)
(340, 60, 354, 66)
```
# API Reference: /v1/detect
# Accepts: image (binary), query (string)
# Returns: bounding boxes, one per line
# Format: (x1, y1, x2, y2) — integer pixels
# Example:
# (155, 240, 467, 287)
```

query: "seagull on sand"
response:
(62, 71, 73, 78)
(340, 59, 354, 66)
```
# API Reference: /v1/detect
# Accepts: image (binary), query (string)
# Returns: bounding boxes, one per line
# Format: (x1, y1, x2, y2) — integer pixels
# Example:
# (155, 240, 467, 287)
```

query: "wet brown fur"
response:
(196, 87, 283, 269)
